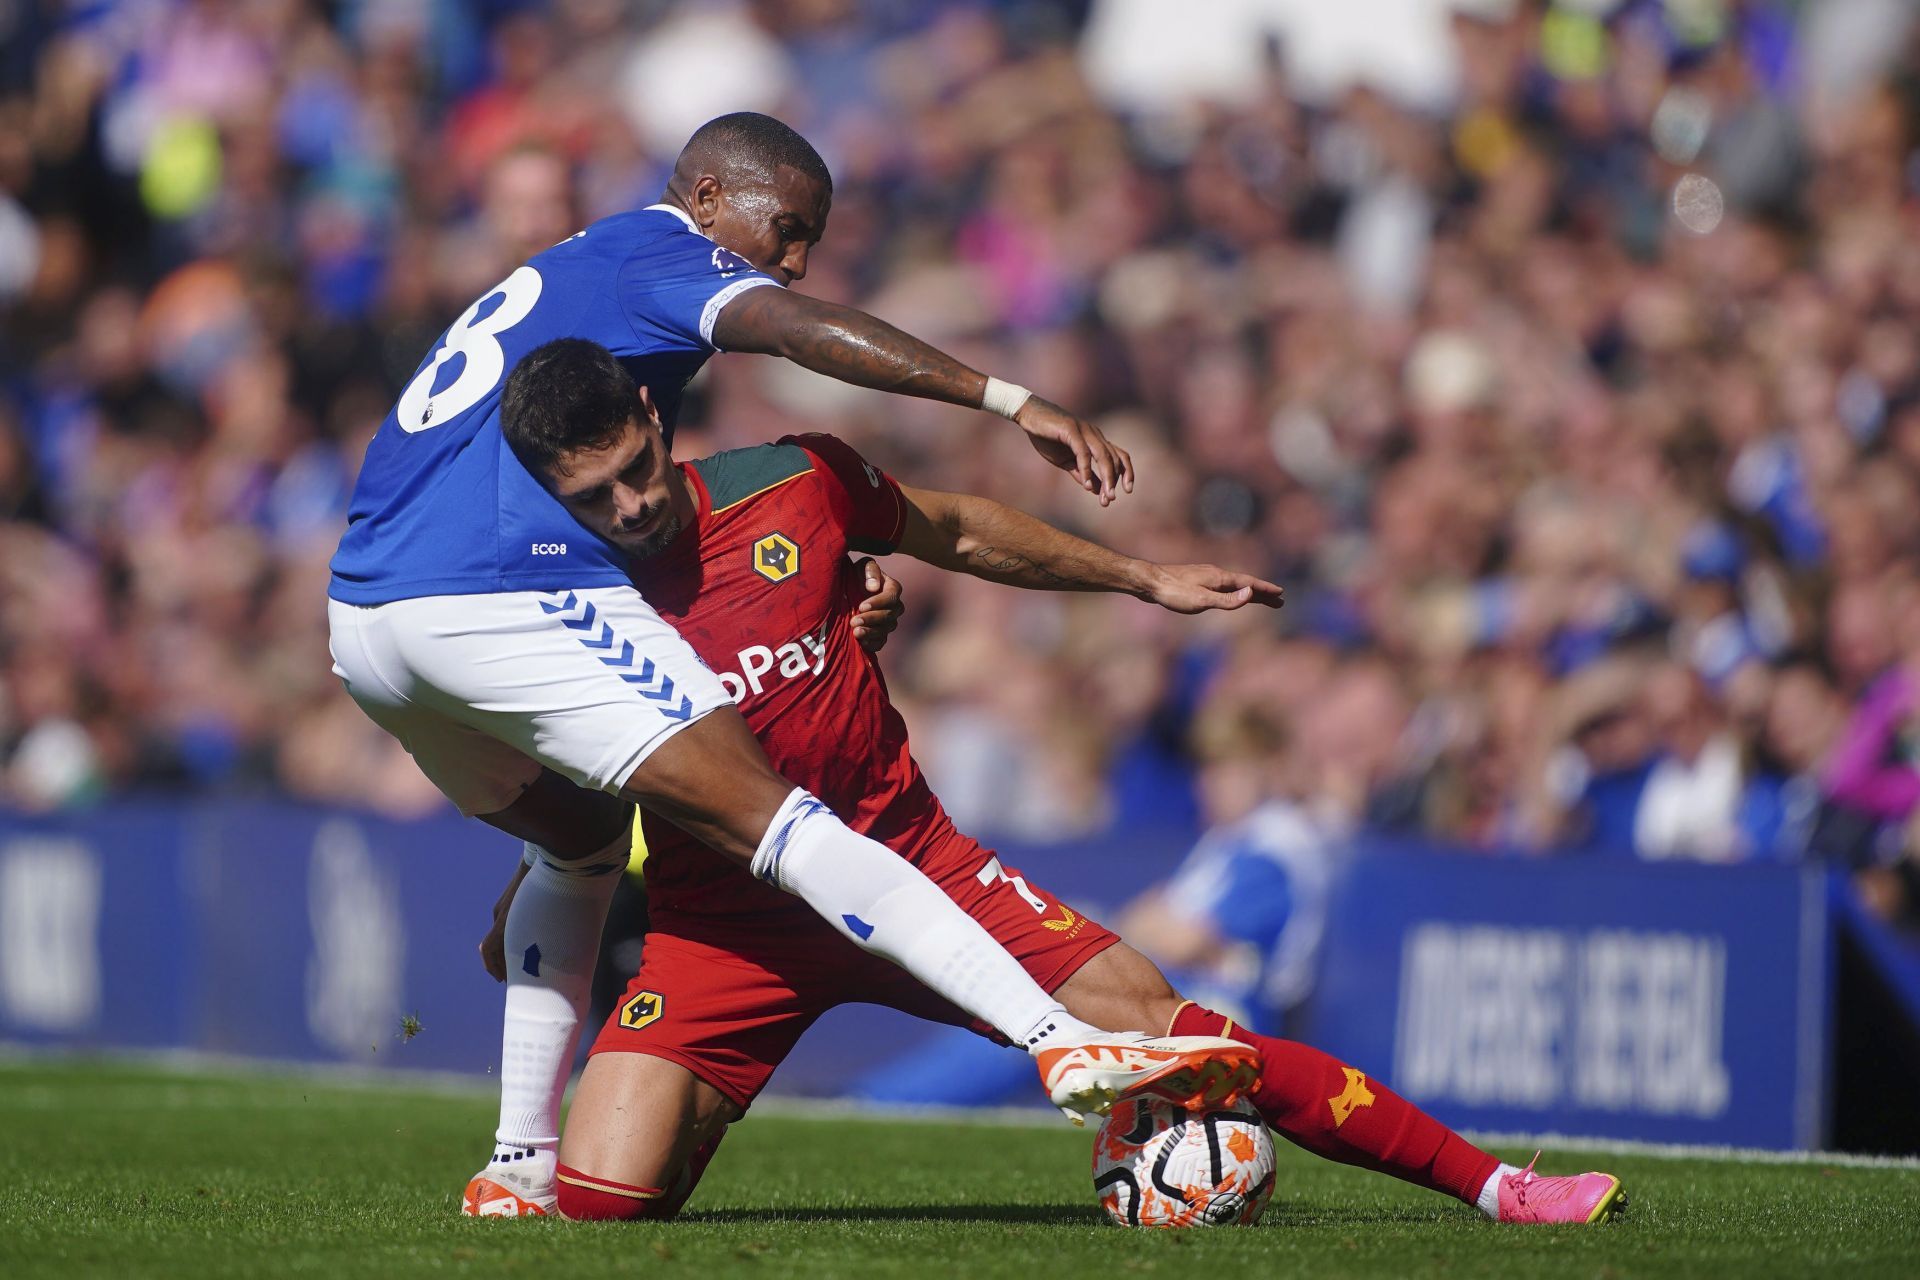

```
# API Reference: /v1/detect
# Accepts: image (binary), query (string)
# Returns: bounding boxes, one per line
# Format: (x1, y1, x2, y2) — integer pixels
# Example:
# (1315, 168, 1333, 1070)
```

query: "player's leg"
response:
(977, 879, 1616, 1220)
(958, 898, 1617, 1222)
(862, 833, 1255, 1118)
(330, 598, 634, 1212)
(616, 711, 1100, 1047)
(593, 685, 1253, 1119)
(459, 769, 636, 1200)
(1049, 939, 1184, 1037)
(474, 764, 632, 857)
(615, 718, 1254, 1119)
(1164, 1001, 1623, 1222)
(879, 832, 1622, 1225)
(1043, 944, 1511, 1212)
(551, 1053, 735, 1221)
(553, 924, 823, 1220)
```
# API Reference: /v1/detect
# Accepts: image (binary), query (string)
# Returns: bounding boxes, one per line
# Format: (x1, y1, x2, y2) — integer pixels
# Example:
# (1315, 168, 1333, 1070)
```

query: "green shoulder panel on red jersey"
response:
(691, 443, 815, 515)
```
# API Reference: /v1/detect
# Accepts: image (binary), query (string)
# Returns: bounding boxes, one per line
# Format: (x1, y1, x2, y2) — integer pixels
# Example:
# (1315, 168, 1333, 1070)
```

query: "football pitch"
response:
(4, 1060, 1917, 1279)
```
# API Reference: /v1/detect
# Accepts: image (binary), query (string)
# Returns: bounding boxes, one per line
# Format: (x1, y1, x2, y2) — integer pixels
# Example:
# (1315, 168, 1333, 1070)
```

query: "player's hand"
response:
(1144, 564, 1284, 615)
(480, 860, 533, 983)
(850, 557, 904, 652)
(1013, 396, 1135, 507)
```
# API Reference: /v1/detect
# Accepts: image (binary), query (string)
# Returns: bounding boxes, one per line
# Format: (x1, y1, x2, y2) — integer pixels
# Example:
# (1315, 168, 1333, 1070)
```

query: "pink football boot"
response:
(1495, 1153, 1628, 1224)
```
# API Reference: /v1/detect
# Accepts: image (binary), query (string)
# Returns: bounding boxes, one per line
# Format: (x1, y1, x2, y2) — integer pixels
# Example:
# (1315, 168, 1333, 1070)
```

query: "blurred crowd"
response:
(3, 0, 1919, 921)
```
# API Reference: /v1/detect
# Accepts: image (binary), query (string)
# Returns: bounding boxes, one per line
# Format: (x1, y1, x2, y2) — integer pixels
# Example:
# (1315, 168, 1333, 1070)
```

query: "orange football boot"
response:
(1038, 1034, 1261, 1126)
(461, 1149, 556, 1218)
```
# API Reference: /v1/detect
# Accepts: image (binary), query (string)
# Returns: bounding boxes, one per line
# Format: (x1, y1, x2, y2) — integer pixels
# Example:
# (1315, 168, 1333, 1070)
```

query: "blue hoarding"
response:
(0, 802, 1834, 1149)
(0, 803, 512, 1074)
(1305, 844, 1832, 1150)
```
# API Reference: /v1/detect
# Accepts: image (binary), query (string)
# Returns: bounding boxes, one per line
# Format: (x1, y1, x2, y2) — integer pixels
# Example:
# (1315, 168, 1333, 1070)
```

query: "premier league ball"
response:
(1091, 1096, 1276, 1228)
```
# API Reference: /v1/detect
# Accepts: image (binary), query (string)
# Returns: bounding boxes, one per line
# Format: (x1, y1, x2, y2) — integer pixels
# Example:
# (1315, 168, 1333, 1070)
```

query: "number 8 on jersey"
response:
(397, 266, 546, 433)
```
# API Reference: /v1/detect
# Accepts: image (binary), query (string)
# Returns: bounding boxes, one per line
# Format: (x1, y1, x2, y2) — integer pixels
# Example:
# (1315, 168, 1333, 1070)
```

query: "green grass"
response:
(3, 1059, 1916, 1279)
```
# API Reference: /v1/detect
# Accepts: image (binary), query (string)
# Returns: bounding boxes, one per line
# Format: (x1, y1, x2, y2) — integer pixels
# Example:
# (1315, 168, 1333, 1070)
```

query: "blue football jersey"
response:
(328, 204, 778, 604)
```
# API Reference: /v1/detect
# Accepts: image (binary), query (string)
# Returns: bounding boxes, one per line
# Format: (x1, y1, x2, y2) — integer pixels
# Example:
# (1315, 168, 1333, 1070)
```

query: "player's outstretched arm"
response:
(711, 287, 1134, 505)
(895, 484, 1283, 615)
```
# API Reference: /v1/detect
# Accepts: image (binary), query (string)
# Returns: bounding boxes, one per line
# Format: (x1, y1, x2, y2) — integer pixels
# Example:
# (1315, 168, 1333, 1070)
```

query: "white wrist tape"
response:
(982, 377, 1032, 420)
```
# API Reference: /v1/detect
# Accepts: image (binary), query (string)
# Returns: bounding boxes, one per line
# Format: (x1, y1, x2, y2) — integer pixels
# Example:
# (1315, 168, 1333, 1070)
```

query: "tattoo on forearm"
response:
(972, 545, 1076, 588)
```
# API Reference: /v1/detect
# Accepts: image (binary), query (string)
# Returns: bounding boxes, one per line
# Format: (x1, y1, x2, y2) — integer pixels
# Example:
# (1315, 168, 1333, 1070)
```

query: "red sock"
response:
(555, 1164, 676, 1221)
(554, 1127, 727, 1222)
(1171, 1002, 1499, 1205)
(654, 1126, 727, 1217)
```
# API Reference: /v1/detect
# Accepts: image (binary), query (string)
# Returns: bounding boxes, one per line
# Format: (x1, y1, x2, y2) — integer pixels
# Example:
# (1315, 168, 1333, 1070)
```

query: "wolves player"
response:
(471, 340, 1626, 1226)
(328, 114, 1247, 1206)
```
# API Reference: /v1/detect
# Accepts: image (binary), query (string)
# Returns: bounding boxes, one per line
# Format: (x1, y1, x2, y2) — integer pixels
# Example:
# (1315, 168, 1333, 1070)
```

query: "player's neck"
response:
(654, 189, 704, 236)
(665, 464, 699, 540)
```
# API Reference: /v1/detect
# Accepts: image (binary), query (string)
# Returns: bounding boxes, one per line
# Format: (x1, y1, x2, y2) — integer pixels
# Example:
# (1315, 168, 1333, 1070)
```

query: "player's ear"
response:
(634, 383, 660, 427)
(690, 174, 722, 228)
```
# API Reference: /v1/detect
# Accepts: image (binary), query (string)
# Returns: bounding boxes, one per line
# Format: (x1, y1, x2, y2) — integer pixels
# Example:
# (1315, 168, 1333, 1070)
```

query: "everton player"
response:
(467, 340, 1627, 1227)
(328, 113, 1248, 1210)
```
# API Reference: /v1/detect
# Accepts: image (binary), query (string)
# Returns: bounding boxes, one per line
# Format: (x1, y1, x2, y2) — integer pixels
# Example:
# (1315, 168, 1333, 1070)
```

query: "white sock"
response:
(1476, 1163, 1521, 1219)
(751, 788, 1102, 1051)
(493, 835, 627, 1155)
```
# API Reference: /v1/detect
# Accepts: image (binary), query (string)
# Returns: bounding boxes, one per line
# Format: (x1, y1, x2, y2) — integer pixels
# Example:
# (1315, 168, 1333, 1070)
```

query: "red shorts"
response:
(587, 827, 1118, 1111)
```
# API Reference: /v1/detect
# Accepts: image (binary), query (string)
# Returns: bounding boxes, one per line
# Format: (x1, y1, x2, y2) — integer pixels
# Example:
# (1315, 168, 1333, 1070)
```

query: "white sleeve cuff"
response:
(700, 277, 780, 350)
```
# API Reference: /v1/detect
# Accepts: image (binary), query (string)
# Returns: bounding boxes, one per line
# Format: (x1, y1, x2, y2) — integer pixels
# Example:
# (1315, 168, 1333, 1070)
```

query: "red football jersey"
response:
(631, 433, 943, 915)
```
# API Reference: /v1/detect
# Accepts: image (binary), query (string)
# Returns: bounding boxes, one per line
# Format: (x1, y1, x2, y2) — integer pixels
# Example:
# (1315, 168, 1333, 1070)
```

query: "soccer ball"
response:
(1091, 1096, 1276, 1228)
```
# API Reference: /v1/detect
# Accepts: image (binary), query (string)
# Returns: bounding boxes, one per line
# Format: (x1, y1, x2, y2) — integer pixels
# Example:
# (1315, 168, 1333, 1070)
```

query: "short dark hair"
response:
(674, 111, 832, 194)
(501, 339, 638, 477)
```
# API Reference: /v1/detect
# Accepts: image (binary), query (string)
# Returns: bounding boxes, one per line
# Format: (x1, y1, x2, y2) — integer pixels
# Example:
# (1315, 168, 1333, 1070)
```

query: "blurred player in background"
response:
(327, 112, 1251, 1212)
(1116, 702, 1334, 1036)
(472, 340, 1624, 1228)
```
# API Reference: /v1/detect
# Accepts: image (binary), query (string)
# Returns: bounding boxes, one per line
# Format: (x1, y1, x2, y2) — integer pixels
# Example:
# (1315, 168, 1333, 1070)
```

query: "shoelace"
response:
(1509, 1151, 1544, 1209)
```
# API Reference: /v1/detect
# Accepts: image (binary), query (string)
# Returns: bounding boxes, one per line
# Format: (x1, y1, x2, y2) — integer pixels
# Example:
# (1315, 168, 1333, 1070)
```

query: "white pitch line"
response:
(751, 1100, 1920, 1169)
(752, 1096, 1069, 1130)
(0, 1045, 497, 1101)
(1458, 1131, 1920, 1172)
(5, 1049, 1918, 1171)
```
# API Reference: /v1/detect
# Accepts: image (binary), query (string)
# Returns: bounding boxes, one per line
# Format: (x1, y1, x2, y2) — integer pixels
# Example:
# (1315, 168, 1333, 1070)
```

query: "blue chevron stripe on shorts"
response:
(539, 591, 694, 722)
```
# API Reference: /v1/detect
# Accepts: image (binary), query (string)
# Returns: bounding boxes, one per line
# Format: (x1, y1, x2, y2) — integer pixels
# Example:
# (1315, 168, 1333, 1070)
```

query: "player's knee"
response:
(555, 1164, 682, 1221)
(478, 768, 631, 857)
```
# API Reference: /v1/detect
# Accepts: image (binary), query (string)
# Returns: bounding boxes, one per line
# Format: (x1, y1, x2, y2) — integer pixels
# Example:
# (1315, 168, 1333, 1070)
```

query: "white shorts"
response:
(327, 588, 733, 816)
